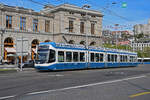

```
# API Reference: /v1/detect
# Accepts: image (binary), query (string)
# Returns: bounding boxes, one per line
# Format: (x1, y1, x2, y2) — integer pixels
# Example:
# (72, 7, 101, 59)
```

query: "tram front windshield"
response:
(36, 49, 49, 64)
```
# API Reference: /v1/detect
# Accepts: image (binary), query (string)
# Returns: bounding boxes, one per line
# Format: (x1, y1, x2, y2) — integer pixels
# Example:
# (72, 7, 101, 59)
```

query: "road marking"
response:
(27, 75, 146, 95)
(48, 74, 64, 77)
(129, 92, 150, 98)
(0, 95, 16, 100)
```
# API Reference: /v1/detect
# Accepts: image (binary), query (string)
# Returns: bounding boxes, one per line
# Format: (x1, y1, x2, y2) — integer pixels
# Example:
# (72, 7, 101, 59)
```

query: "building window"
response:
(91, 23, 95, 34)
(33, 19, 38, 32)
(81, 13, 85, 16)
(45, 20, 50, 32)
(20, 17, 26, 30)
(69, 20, 73, 32)
(80, 22, 84, 33)
(91, 15, 96, 18)
(6, 15, 12, 29)
(69, 12, 74, 14)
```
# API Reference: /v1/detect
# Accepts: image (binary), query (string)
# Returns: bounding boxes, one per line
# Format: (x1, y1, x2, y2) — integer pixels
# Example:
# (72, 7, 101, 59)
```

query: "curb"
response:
(0, 69, 18, 74)
(22, 68, 36, 72)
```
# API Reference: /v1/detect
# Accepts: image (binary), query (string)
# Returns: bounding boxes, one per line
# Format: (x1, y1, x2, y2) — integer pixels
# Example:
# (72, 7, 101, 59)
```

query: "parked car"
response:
(18, 60, 34, 68)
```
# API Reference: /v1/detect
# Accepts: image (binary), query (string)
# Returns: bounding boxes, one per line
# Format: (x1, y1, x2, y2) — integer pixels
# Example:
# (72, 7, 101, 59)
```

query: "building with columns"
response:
(0, 3, 103, 63)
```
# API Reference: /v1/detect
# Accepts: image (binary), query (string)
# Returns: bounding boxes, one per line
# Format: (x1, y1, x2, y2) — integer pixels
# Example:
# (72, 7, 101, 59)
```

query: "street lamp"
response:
(82, 4, 91, 49)
(114, 24, 119, 49)
(1, 29, 5, 62)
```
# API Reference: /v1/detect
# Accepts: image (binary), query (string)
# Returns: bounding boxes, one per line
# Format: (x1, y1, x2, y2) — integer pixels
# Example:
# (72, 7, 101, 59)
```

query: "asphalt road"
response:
(0, 65, 150, 100)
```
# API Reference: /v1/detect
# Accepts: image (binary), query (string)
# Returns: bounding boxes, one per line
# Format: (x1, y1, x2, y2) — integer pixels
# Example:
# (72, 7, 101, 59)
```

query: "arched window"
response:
(80, 41, 85, 45)
(31, 39, 39, 48)
(68, 40, 75, 44)
(90, 41, 96, 46)
(4, 37, 14, 47)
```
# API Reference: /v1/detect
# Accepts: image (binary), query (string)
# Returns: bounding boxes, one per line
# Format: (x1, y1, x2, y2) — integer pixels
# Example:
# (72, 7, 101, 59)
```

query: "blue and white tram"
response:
(138, 58, 150, 64)
(35, 42, 138, 71)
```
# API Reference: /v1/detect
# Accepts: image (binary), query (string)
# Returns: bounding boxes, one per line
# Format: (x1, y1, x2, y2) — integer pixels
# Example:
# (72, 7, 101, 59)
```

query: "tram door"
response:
(104, 52, 107, 68)
(118, 54, 120, 67)
(86, 51, 90, 68)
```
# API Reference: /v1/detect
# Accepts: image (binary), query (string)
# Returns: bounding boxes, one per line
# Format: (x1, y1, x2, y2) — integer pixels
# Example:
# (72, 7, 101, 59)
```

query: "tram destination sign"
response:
(56, 43, 85, 49)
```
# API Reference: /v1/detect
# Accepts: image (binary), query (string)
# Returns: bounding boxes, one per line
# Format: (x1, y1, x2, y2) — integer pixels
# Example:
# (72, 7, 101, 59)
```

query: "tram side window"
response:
(123, 56, 125, 62)
(100, 54, 103, 62)
(111, 55, 114, 62)
(95, 53, 99, 62)
(58, 51, 64, 62)
(49, 49, 56, 63)
(125, 56, 128, 62)
(120, 55, 123, 62)
(114, 55, 117, 62)
(80, 52, 85, 62)
(130, 56, 133, 62)
(73, 52, 78, 62)
(135, 56, 138, 62)
(123, 55, 126, 62)
(129, 56, 131, 62)
(108, 54, 111, 62)
(138, 58, 142, 62)
(66, 52, 72, 62)
(134, 56, 136, 62)
(133, 56, 135, 62)
(90, 53, 95, 62)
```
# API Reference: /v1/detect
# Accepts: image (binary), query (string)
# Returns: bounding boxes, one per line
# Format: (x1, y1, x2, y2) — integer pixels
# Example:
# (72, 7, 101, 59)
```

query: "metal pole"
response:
(115, 31, 117, 49)
(114, 24, 119, 49)
(20, 34, 23, 71)
(1, 30, 4, 63)
(85, 10, 89, 68)
(53, 17, 55, 42)
(82, 4, 90, 68)
(1, 32, 3, 61)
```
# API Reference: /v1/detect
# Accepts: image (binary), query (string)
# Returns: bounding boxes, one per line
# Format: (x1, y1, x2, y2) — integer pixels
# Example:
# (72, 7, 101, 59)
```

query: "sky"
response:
(0, 0, 150, 30)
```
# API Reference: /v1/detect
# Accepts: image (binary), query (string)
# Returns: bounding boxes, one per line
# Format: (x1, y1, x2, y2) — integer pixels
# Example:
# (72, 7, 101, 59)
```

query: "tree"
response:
(135, 33, 144, 39)
(137, 47, 150, 58)
(103, 43, 132, 50)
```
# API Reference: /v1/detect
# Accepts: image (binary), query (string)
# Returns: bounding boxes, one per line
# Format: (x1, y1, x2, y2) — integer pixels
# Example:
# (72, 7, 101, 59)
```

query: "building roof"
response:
(112, 31, 130, 35)
(0, 3, 54, 18)
(41, 4, 103, 17)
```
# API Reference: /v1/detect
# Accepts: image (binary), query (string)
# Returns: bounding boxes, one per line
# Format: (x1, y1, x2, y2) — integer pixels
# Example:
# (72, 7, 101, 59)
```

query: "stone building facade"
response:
(131, 42, 150, 51)
(0, 3, 103, 62)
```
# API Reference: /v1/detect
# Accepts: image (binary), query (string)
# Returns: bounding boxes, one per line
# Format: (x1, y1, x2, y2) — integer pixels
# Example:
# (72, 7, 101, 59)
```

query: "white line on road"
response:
(48, 74, 64, 77)
(27, 75, 146, 95)
(0, 95, 16, 100)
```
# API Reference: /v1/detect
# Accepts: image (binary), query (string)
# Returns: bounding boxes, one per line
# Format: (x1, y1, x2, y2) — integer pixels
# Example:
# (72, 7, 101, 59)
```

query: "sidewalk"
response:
(0, 64, 17, 69)
(0, 64, 18, 73)
(0, 64, 35, 74)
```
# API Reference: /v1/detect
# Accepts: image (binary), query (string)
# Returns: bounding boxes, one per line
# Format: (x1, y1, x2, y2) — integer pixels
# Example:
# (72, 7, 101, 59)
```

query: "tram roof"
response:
(39, 42, 137, 55)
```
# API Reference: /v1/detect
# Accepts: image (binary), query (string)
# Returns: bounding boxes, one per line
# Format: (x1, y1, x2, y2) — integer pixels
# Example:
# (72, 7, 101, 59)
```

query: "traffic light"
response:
(122, 2, 127, 8)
